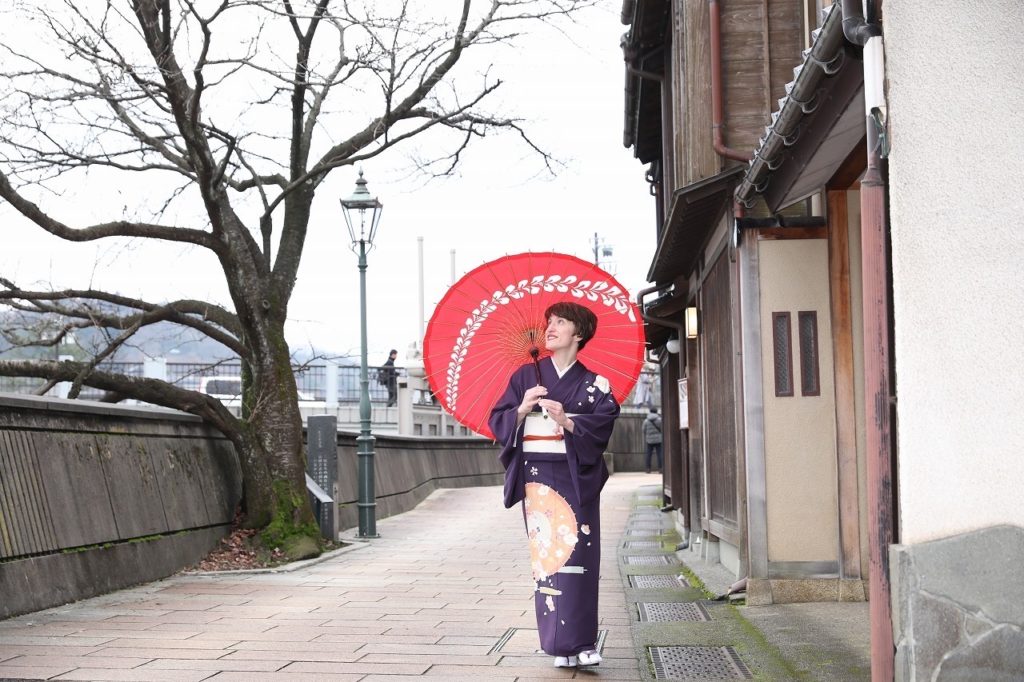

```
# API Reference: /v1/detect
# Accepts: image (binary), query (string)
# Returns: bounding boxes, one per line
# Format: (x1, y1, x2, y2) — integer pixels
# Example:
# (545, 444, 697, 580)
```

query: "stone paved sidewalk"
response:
(0, 475, 870, 681)
(0, 475, 652, 681)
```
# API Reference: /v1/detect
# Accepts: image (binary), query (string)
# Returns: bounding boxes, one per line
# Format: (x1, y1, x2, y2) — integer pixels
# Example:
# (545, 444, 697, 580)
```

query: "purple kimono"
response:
(489, 358, 620, 658)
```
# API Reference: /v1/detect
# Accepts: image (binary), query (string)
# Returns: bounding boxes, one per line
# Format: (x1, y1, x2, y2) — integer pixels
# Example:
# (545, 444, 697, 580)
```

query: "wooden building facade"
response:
(623, 0, 1024, 678)
(622, 0, 870, 603)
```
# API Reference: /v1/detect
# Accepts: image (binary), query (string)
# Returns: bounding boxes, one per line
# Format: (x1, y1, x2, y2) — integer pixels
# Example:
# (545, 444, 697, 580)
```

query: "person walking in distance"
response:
(378, 349, 399, 407)
(642, 407, 662, 474)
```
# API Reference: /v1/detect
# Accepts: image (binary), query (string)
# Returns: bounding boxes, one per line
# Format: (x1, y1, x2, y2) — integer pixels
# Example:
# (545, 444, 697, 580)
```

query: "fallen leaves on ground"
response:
(188, 526, 287, 572)
(182, 512, 342, 573)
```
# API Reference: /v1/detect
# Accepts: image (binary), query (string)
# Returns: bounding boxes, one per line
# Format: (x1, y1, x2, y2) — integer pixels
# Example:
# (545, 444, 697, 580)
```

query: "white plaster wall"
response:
(886, 1, 1024, 544)
(758, 238, 839, 561)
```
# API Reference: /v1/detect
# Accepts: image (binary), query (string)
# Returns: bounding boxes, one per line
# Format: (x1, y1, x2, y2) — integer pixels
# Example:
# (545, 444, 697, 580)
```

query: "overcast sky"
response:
(1, 1, 655, 365)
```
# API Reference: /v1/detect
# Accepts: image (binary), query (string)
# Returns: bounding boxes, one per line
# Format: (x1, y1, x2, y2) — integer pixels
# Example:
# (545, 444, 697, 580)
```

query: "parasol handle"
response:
(529, 347, 543, 387)
(529, 347, 549, 419)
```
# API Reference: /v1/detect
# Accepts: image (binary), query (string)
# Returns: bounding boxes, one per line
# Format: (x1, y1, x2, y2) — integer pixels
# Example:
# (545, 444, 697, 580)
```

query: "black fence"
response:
(1, 360, 658, 407)
(0, 361, 406, 403)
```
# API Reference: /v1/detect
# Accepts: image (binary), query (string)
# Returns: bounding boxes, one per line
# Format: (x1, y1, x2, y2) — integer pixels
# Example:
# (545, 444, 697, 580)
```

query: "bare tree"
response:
(0, 0, 595, 550)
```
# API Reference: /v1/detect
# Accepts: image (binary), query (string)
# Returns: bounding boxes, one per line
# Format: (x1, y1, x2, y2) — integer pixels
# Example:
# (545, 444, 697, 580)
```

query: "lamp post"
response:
(340, 169, 383, 539)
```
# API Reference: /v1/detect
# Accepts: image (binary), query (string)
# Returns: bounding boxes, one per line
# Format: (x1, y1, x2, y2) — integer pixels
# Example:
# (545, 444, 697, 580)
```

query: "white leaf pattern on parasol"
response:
(446, 275, 636, 411)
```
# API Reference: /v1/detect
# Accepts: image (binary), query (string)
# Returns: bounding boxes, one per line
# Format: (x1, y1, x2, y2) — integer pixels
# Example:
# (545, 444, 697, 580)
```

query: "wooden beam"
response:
(827, 189, 862, 580)
(755, 227, 828, 240)
(685, 0, 717, 182)
(828, 136, 868, 190)
(762, 0, 772, 115)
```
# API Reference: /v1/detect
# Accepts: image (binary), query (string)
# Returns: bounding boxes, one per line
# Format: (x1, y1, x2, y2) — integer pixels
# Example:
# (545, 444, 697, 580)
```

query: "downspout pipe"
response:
(842, 0, 895, 680)
(636, 284, 685, 358)
(709, 0, 753, 162)
(841, 0, 881, 46)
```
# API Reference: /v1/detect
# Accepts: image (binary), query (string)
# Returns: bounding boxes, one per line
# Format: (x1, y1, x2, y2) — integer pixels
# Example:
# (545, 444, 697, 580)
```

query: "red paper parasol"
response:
(423, 252, 645, 439)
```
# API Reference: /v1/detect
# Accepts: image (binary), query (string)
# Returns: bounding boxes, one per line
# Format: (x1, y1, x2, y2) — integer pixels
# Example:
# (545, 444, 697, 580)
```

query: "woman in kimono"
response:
(489, 301, 620, 669)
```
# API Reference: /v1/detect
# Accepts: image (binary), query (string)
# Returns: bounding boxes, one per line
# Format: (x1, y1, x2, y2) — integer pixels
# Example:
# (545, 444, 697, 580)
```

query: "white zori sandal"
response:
(577, 649, 602, 666)
(553, 655, 578, 668)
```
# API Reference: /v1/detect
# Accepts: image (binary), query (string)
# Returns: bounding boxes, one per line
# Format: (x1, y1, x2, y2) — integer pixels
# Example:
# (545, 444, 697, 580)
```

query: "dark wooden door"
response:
(701, 250, 739, 540)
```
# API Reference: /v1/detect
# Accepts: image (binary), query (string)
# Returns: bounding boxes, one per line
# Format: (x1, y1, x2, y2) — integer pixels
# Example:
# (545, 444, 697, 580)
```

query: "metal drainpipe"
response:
(842, 1, 895, 680)
(709, 0, 753, 162)
(636, 284, 686, 373)
(636, 284, 689, 518)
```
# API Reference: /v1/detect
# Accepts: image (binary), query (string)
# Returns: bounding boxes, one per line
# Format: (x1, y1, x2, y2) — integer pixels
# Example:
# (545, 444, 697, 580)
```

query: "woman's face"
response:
(544, 314, 580, 353)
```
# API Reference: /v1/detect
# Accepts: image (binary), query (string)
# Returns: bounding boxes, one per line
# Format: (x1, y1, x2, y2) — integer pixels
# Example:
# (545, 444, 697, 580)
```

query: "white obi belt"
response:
(522, 412, 578, 453)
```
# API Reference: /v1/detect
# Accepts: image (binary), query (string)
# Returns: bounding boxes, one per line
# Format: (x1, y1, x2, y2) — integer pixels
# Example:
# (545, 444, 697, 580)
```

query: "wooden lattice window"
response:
(772, 312, 794, 397)
(798, 311, 821, 397)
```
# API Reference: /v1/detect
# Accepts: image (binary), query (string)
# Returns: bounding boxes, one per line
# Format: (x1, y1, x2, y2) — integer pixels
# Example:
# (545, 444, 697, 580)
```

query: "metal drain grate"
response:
(624, 540, 661, 548)
(637, 601, 711, 622)
(629, 574, 684, 589)
(650, 646, 753, 679)
(624, 555, 677, 565)
(625, 528, 660, 536)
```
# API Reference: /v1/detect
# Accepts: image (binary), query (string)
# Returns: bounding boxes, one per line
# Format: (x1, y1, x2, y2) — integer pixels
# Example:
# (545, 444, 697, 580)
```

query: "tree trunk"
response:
(236, 318, 317, 542)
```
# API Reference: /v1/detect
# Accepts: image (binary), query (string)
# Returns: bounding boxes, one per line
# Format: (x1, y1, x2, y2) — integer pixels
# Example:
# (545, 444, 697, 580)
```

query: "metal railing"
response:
(1, 358, 651, 408)
(0, 359, 406, 404)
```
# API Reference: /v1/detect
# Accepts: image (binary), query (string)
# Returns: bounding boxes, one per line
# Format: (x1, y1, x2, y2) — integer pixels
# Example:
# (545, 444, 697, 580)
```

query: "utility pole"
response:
(591, 233, 615, 272)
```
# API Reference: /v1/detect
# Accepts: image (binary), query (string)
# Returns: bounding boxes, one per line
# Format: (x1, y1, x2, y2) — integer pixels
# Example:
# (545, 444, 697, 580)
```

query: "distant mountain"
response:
(0, 311, 355, 366)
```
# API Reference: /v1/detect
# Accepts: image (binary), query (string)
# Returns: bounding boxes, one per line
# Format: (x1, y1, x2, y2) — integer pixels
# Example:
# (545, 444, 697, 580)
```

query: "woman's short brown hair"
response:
(544, 301, 598, 351)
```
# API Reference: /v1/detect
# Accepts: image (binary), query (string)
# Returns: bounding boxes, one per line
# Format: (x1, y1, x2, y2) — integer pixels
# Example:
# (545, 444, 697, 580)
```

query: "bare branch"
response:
(0, 359, 240, 433)
(67, 318, 142, 399)
(0, 169, 221, 247)
(0, 278, 245, 356)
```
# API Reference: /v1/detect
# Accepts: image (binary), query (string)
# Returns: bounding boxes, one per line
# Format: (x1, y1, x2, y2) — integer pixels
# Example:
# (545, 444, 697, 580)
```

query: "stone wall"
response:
(0, 394, 242, 619)
(891, 525, 1024, 681)
(332, 432, 505, 531)
(0, 394, 645, 619)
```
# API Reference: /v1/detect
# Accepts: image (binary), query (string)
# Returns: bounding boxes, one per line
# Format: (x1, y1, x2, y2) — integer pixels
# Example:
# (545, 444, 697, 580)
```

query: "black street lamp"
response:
(340, 169, 383, 539)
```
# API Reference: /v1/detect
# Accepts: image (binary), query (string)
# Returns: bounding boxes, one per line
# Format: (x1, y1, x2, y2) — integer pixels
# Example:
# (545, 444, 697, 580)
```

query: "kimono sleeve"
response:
(565, 378, 620, 467)
(488, 365, 530, 451)
(488, 365, 533, 508)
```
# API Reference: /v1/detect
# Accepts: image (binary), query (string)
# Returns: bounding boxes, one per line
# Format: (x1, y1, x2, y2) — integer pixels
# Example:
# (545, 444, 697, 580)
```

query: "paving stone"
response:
(357, 654, 497, 666)
(0, 665, 77, 679)
(281, 660, 431, 674)
(52, 669, 215, 681)
(1, 654, 152, 669)
(0, 476, 734, 681)
(85, 647, 229, 660)
(137, 658, 287, 672)
(0, 644, 104, 658)
(207, 674, 361, 681)
(218, 648, 362, 663)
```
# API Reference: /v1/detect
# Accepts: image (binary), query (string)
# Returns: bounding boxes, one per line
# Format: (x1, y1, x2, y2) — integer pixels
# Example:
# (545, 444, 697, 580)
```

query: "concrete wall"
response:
(886, 0, 1024, 546)
(0, 394, 242, 620)
(885, 3, 1024, 677)
(332, 432, 504, 531)
(329, 409, 650, 534)
(0, 394, 645, 619)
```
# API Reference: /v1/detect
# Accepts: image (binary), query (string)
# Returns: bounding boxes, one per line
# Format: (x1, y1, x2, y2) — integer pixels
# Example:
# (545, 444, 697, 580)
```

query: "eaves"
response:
(735, 3, 866, 212)
(647, 166, 745, 284)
